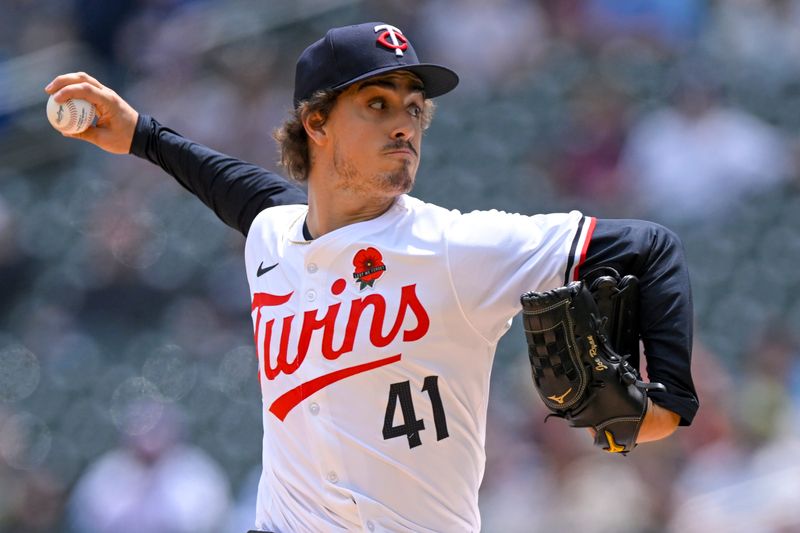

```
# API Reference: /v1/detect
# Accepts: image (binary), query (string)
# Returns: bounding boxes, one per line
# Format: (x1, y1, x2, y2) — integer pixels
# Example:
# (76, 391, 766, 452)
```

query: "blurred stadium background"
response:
(2, 0, 800, 531)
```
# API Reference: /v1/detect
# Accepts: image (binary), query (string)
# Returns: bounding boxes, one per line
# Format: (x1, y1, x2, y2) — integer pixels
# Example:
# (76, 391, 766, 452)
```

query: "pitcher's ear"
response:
(303, 110, 328, 146)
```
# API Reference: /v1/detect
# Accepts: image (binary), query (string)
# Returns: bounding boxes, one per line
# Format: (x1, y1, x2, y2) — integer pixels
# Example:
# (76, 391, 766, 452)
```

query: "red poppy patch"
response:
(352, 247, 387, 290)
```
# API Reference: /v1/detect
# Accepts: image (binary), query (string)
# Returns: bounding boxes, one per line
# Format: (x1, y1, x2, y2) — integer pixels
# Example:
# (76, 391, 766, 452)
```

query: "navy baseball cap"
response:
(293, 22, 459, 108)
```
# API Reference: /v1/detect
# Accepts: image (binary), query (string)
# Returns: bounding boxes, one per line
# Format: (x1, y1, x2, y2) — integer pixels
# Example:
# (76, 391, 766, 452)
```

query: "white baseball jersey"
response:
(244, 194, 594, 532)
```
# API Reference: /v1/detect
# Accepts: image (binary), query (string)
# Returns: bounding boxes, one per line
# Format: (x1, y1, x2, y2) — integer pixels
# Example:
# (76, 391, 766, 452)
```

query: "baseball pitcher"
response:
(46, 21, 698, 533)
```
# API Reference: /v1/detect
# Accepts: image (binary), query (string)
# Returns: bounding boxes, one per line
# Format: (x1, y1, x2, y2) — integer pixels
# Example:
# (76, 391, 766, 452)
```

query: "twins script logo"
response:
(374, 24, 408, 57)
(251, 278, 430, 421)
(352, 247, 386, 290)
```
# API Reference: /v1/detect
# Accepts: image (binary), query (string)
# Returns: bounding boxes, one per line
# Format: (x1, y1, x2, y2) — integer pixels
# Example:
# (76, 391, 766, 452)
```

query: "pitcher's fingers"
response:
(52, 82, 110, 110)
(45, 72, 104, 94)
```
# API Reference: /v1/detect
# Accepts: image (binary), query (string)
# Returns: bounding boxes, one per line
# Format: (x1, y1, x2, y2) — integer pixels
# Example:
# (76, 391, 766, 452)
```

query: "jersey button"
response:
(305, 289, 317, 302)
(367, 520, 375, 531)
(309, 402, 320, 415)
(306, 263, 318, 274)
(326, 471, 339, 484)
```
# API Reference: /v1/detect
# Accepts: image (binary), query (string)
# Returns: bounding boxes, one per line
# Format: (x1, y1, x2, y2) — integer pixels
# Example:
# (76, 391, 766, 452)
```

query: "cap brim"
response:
(333, 63, 459, 99)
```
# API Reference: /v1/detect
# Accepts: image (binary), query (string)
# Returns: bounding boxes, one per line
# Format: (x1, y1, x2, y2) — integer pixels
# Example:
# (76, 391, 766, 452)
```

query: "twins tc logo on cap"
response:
(374, 24, 408, 57)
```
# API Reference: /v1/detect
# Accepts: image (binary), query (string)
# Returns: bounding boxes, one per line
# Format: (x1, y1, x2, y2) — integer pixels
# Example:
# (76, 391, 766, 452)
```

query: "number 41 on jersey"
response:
(383, 375, 449, 449)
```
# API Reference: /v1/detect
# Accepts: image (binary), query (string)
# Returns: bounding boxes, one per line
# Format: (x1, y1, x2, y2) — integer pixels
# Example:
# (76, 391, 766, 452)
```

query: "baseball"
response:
(46, 94, 96, 134)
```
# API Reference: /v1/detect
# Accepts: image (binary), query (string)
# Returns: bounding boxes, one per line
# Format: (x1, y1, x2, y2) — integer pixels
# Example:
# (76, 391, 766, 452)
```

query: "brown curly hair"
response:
(273, 77, 436, 183)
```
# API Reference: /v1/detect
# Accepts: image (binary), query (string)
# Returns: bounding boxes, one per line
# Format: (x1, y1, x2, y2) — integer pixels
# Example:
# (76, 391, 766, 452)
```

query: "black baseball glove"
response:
(520, 271, 665, 453)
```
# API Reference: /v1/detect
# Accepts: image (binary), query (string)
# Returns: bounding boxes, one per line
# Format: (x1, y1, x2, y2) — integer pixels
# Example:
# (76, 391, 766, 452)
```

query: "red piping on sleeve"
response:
(573, 217, 597, 281)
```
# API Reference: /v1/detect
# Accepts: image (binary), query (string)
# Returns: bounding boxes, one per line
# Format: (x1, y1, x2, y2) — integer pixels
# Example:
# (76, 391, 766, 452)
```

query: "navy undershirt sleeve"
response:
(581, 219, 699, 425)
(129, 114, 308, 236)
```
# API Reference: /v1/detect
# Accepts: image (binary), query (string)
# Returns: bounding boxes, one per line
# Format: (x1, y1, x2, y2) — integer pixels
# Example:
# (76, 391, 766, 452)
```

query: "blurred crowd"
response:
(2, 0, 800, 531)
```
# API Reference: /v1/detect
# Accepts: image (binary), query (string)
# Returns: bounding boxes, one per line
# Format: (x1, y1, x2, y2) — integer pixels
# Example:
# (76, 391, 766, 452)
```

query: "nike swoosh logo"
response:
(257, 262, 278, 277)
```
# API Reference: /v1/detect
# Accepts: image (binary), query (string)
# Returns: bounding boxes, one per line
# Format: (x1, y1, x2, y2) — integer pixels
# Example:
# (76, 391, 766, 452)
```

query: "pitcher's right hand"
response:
(45, 72, 139, 155)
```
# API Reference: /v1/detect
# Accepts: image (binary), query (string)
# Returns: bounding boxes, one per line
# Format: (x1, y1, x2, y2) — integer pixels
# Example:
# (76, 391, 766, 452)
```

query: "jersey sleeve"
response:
(129, 114, 308, 236)
(446, 209, 591, 344)
(581, 219, 699, 426)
